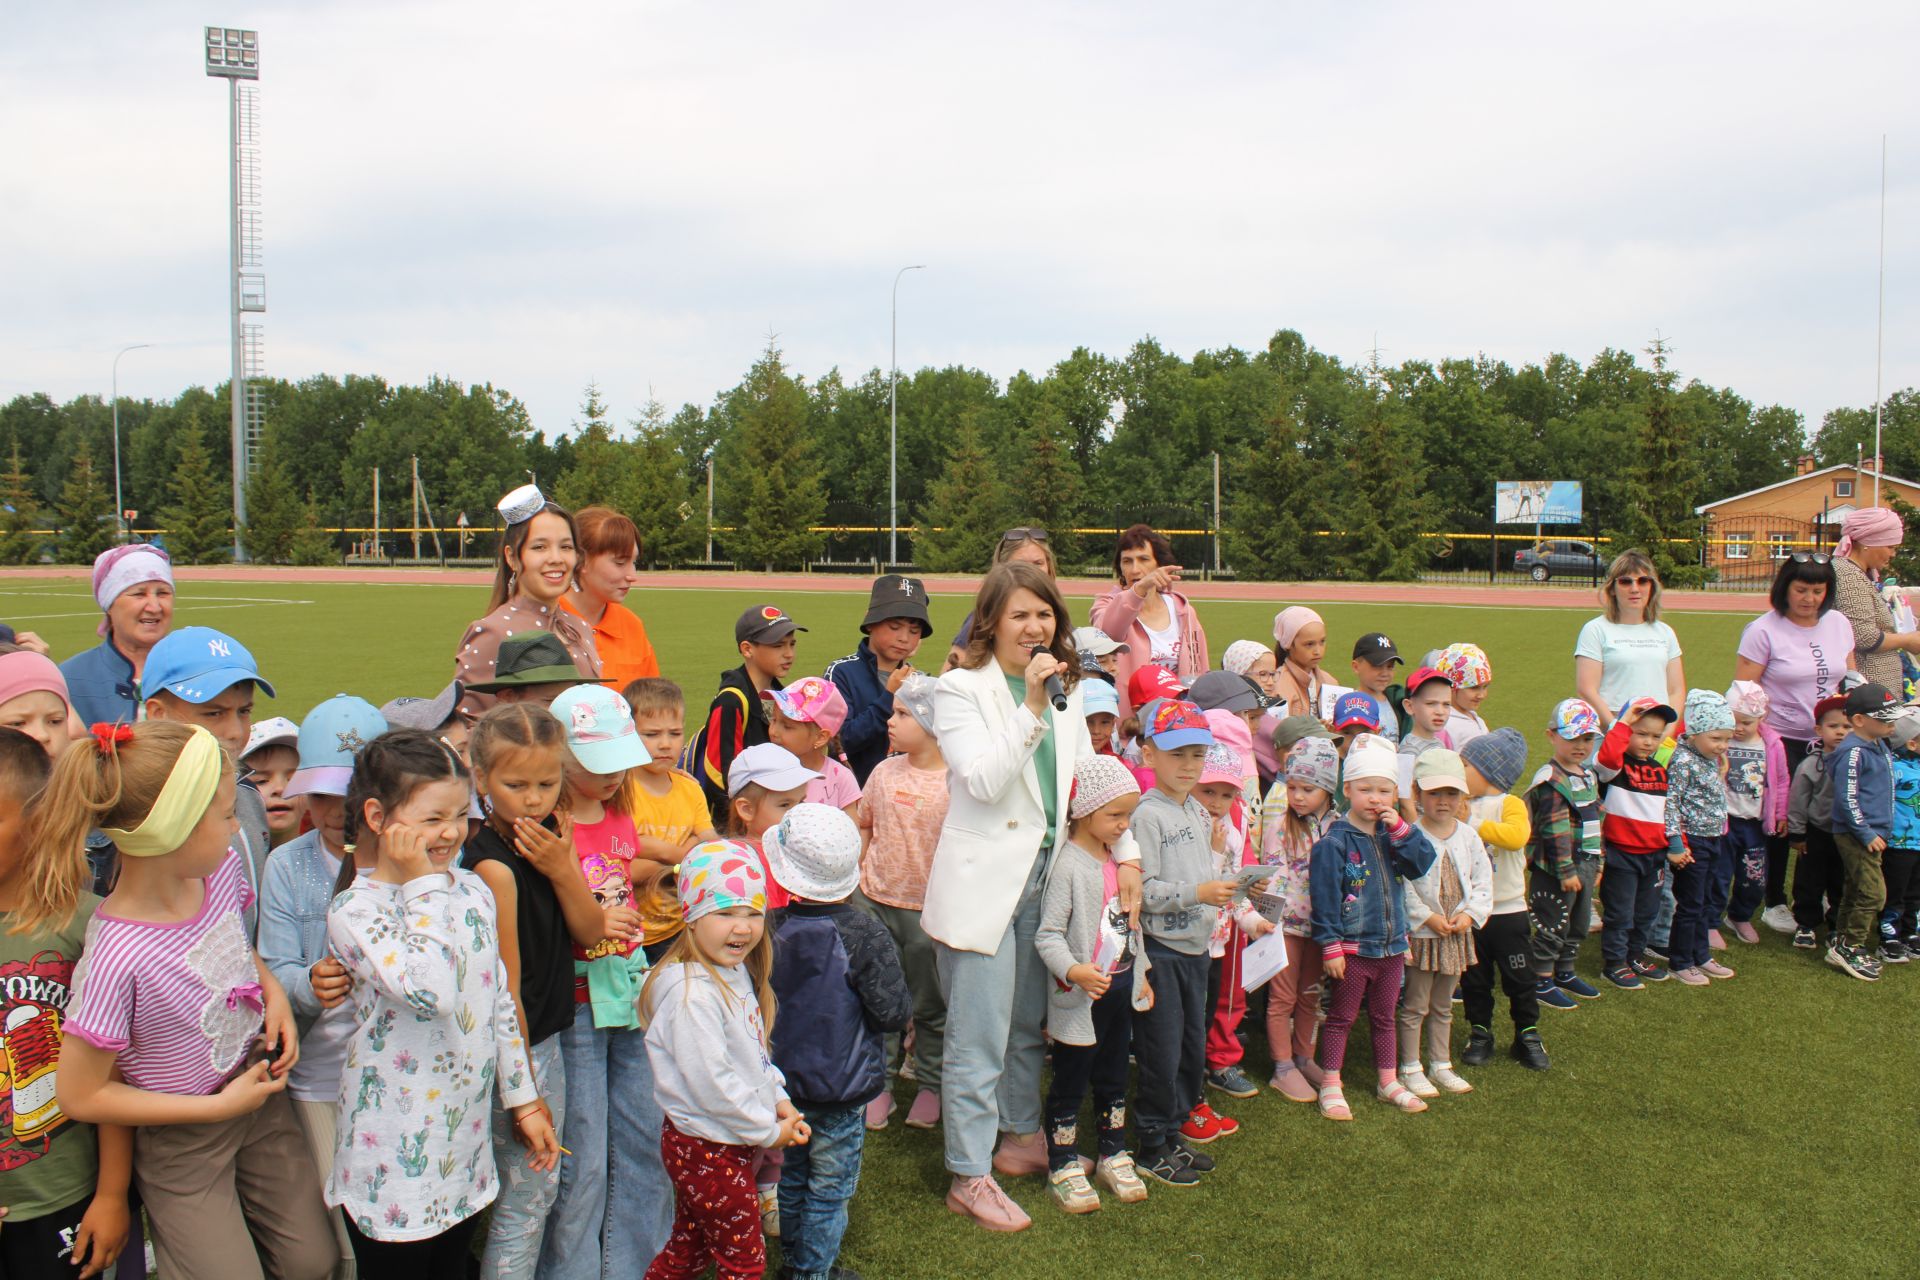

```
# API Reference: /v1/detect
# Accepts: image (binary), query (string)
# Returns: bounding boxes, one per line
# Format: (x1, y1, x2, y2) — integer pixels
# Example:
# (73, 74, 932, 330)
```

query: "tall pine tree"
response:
(1006, 395, 1085, 565)
(288, 490, 338, 566)
(160, 427, 232, 565)
(0, 439, 42, 565)
(242, 436, 300, 564)
(55, 441, 115, 564)
(1335, 375, 1434, 581)
(916, 412, 1010, 572)
(627, 395, 698, 566)
(715, 341, 827, 570)
(1228, 404, 1325, 580)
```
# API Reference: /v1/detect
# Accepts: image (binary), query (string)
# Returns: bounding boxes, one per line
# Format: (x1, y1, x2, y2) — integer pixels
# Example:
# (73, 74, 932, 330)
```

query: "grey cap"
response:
(380, 680, 464, 732)
(1187, 670, 1262, 714)
(1460, 727, 1527, 794)
(895, 671, 940, 735)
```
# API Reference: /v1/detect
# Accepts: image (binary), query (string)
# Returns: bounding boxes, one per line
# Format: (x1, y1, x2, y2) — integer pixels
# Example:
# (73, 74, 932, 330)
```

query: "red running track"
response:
(0, 565, 1767, 612)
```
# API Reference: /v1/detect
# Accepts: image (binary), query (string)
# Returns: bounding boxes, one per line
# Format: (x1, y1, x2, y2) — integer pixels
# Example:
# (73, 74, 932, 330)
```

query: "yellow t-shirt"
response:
(624, 769, 713, 944)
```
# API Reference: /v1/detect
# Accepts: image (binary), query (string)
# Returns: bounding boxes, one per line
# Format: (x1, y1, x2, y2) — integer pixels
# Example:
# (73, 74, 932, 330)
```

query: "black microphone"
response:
(1030, 645, 1069, 712)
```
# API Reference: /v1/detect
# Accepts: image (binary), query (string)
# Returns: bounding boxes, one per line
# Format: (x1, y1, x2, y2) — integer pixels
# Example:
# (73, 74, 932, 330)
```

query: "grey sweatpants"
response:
(855, 892, 946, 1089)
(934, 856, 1049, 1178)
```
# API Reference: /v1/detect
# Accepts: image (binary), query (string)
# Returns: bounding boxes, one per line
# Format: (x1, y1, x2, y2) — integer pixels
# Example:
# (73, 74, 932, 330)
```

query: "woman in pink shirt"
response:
(1089, 525, 1210, 719)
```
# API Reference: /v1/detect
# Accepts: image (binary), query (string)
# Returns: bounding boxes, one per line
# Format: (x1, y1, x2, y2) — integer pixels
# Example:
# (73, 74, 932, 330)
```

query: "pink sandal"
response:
(1317, 1082, 1352, 1121)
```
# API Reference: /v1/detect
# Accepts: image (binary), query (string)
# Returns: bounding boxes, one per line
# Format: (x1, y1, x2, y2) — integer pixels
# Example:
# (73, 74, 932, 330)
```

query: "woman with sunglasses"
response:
(1574, 550, 1686, 732)
(1089, 524, 1211, 718)
(1734, 552, 1860, 930)
(1829, 507, 1920, 693)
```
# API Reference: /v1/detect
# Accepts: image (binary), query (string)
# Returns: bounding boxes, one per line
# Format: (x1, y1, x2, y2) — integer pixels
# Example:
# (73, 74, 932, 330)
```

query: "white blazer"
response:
(921, 661, 1138, 955)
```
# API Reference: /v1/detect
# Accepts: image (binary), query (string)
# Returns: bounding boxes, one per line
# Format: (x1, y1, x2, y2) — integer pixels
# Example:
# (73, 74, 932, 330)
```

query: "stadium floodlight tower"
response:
(204, 26, 263, 561)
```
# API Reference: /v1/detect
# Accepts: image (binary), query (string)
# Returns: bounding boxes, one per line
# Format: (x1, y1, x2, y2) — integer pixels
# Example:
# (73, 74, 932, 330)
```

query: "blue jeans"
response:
(1668, 841, 1715, 971)
(775, 1104, 865, 1280)
(933, 857, 1048, 1178)
(536, 1004, 673, 1280)
(481, 1036, 566, 1279)
(1724, 815, 1769, 923)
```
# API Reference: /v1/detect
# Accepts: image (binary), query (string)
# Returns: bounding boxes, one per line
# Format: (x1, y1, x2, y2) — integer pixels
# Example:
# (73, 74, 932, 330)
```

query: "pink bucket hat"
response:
(761, 676, 848, 736)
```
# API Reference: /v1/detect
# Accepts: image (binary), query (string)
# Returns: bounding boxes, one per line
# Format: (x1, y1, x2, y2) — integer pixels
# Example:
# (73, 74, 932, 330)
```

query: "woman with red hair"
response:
(561, 506, 661, 691)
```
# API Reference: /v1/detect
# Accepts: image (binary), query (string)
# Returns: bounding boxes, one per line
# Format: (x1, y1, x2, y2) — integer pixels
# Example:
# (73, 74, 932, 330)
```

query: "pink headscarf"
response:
(1836, 506, 1904, 558)
(1272, 606, 1323, 652)
(1203, 708, 1257, 785)
(90, 544, 173, 638)
(0, 651, 73, 720)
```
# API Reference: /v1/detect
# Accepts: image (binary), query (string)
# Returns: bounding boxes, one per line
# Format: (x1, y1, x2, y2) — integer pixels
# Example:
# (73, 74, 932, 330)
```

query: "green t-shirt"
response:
(1005, 675, 1059, 844)
(0, 893, 101, 1221)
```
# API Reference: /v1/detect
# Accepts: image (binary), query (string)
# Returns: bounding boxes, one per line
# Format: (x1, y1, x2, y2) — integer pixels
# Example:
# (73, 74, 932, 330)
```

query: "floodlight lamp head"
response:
(204, 25, 259, 79)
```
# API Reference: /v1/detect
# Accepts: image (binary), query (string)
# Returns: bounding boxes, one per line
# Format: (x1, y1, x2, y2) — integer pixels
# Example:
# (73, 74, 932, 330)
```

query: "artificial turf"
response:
(7, 574, 1911, 1277)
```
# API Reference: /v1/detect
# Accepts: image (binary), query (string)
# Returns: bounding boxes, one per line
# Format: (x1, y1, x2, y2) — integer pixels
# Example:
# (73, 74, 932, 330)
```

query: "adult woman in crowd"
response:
(923, 561, 1138, 1233)
(1829, 506, 1920, 692)
(455, 483, 601, 720)
(1734, 553, 1858, 931)
(1090, 523, 1209, 717)
(558, 505, 660, 691)
(59, 542, 175, 725)
(954, 527, 1062, 648)
(1573, 549, 1686, 730)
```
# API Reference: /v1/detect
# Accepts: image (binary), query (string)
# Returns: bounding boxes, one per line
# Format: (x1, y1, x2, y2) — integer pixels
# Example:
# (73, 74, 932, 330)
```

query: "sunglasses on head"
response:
(1002, 527, 1049, 542)
(1790, 552, 1831, 565)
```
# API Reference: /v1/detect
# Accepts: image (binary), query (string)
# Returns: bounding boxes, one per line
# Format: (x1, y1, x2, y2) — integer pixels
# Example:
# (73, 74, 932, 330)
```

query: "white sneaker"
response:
(758, 1186, 779, 1238)
(1048, 1164, 1101, 1214)
(1095, 1153, 1149, 1203)
(1761, 904, 1797, 935)
(1398, 1066, 1439, 1098)
(1429, 1064, 1474, 1094)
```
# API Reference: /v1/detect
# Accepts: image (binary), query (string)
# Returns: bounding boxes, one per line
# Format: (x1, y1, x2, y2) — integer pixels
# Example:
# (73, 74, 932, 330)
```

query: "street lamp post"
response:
(111, 343, 152, 543)
(889, 264, 926, 567)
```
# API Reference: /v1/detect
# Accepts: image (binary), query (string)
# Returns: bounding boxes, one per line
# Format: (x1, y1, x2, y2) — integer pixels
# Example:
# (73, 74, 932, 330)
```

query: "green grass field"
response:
(7, 577, 1913, 1277)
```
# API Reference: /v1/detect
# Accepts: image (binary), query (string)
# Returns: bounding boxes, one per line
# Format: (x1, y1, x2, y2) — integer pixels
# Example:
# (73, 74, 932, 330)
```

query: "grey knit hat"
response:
(1070, 754, 1140, 820)
(1283, 736, 1340, 794)
(894, 671, 940, 735)
(1460, 727, 1526, 793)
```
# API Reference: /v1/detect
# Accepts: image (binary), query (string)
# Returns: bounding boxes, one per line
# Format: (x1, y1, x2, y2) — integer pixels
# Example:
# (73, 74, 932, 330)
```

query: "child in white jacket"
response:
(640, 841, 809, 1280)
(1400, 750, 1493, 1097)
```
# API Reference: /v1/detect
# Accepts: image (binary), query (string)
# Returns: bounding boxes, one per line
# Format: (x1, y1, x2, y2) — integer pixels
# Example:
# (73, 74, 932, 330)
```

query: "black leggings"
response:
(1764, 737, 1813, 907)
(344, 1209, 483, 1280)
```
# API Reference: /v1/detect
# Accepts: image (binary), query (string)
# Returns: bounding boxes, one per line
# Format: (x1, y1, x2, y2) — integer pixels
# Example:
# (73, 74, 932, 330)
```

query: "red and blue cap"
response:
(1139, 697, 1214, 750)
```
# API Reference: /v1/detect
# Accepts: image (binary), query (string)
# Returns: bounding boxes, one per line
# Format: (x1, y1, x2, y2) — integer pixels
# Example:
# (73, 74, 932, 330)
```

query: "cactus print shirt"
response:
(326, 868, 538, 1242)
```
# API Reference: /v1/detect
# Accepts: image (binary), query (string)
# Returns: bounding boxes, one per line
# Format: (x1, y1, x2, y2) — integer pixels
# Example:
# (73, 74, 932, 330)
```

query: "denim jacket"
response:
(1308, 814, 1437, 961)
(255, 829, 343, 1030)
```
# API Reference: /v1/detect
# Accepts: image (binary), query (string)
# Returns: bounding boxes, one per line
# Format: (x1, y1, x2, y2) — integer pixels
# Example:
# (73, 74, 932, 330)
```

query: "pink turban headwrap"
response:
(1272, 606, 1324, 651)
(1836, 506, 1904, 559)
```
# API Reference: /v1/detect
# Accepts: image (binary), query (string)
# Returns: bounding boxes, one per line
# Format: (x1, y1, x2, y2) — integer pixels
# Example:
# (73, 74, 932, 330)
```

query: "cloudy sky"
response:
(3, 2, 1915, 443)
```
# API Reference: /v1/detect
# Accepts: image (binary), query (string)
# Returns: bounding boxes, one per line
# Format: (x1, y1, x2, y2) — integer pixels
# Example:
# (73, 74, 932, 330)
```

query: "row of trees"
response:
(3, 329, 1909, 578)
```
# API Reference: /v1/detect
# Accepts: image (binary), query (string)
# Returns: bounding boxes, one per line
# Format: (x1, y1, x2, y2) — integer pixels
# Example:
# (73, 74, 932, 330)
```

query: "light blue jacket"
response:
(256, 829, 344, 1029)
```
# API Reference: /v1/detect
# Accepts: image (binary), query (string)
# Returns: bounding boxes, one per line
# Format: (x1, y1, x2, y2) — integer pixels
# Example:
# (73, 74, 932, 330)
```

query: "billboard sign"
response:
(1496, 481, 1582, 525)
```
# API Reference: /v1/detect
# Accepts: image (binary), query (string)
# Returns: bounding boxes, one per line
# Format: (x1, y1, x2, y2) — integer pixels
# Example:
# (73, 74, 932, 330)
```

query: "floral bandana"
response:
(1436, 642, 1492, 689)
(678, 840, 768, 922)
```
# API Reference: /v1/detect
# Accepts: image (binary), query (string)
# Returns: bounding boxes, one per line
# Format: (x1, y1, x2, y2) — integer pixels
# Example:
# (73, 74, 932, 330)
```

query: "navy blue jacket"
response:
(825, 641, 894, 785)
(768, 903, 911, 1109)
(1833, 731, 1895, 845)
(1309, 815, 1438, 960)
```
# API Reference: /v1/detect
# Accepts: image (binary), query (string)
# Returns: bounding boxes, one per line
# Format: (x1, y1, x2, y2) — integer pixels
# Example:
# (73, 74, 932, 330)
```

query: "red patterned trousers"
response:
(643, 1118, 766, 1280)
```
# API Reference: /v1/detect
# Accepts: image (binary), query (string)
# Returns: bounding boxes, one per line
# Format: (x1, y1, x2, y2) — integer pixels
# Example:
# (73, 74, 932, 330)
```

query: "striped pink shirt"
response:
(67, 851, 263, 1095)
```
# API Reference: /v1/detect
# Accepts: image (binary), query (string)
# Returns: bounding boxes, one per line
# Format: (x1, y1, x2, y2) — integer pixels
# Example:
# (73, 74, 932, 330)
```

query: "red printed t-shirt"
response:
(572, 809, 644, 1003)
(0, 893, 100, 1222)
(67, 851, 262, 1095)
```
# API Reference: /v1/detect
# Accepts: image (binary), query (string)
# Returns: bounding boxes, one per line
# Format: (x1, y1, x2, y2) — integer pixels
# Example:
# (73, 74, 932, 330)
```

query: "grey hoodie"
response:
(1134, 788, 1219, 956)
(643, 961, 788, 1147)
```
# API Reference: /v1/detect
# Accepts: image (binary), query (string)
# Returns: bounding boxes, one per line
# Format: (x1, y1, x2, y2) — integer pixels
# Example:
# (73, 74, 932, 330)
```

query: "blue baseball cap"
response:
(285, 695, 388, 799)
(1331, 691, 1382, 733)
(1139, 697, 1215, 751)
(141, 626, 275, 705)
(552, 684, 649, 775)
(1082, 679, 1119, 717)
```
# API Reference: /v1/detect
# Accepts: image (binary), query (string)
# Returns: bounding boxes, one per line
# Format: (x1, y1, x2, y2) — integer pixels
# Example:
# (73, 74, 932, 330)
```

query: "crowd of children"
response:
(4, 487, 1916, 1279)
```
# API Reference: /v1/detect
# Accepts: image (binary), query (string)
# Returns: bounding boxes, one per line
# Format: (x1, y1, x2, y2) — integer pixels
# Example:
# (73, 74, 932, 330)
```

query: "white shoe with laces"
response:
(1761, 904, 1798, 935)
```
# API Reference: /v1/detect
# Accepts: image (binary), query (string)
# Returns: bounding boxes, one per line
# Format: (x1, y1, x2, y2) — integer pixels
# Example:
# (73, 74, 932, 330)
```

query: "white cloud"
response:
(1, 0, 1914, 441)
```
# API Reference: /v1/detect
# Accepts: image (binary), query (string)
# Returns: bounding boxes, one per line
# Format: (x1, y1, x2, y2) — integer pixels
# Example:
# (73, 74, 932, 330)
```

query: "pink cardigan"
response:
(1089, 585, 1211, 719)
(1756, 722, 1790, 831)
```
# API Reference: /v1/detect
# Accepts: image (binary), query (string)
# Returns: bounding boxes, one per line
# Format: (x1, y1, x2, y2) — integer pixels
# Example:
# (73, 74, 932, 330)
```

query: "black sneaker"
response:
(1170, 1140, 1215, 1174)
(1881, 938, 1910, 964)
(1604, 964, 1644, 990)
(1137, 1146, 1199, 1186)
(1792, 928, 1818, 949)
(1509, 1027, 1550, 1072)
(1826, 941, 1879, 982)
(1555, 972, 1603, 999)
(1460, 1025, 1495, 1066)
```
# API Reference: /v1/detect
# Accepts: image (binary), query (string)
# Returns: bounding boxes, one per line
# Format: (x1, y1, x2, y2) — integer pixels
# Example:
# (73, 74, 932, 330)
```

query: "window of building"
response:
(1769, 532, 1794, 560)
(1726, 532, 1751, 560)
(1836, 479, 1855, 498)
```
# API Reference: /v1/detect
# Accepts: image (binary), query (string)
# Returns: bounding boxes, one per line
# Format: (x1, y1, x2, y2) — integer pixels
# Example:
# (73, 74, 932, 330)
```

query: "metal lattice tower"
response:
(206, 26, 261, 560)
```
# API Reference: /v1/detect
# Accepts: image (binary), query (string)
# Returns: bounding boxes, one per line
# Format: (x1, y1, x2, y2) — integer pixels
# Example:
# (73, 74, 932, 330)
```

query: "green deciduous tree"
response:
(160, 428, 232, 565)
(0, 440, 42, 565)
(915, 413, 1009, 573)
(714, 341, 827, 570)
(56, 441, 115, 564)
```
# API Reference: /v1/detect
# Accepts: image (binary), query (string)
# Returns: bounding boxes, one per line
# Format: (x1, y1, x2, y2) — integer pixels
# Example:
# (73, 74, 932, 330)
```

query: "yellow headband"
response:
(101, 724, 224, 858)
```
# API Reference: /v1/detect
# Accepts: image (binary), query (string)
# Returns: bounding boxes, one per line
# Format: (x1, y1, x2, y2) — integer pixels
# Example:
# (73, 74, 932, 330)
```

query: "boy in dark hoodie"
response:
(1827, 682, 1902, 981)
(698, 604, 804, 823)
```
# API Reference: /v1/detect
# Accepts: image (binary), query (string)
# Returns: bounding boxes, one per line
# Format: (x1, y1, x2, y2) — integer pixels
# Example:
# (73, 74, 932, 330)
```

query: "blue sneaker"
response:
(1535, 979, 1579, 1010)
(1604, 964, 1644, 990)
(1554, 972, 1602, 999)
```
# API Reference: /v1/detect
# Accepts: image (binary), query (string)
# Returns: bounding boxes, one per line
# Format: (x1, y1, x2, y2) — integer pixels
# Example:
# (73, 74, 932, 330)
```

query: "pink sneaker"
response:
(1671, 966, 1710, 986)
(1701, 958, 1736, 979)
(1295, 1056, 1328, 1088)
(992, 1131, 1049, 1177)
(865, 1092, 896, 1131)
(1730, 921, 1760, 944)
(1708, 929, 1727, 950)
(904, 1088, 941, 1129)
(947, 1174, 1031, 1232)
(1269, 1063, 1316, 1103)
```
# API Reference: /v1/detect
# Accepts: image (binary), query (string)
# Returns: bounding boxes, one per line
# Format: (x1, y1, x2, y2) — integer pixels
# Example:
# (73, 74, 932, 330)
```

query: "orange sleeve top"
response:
(559, 594, 661, 692)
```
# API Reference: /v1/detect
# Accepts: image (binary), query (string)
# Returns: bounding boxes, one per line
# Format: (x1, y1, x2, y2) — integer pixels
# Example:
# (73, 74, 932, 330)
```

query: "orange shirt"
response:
(560, 594, 661, 692)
